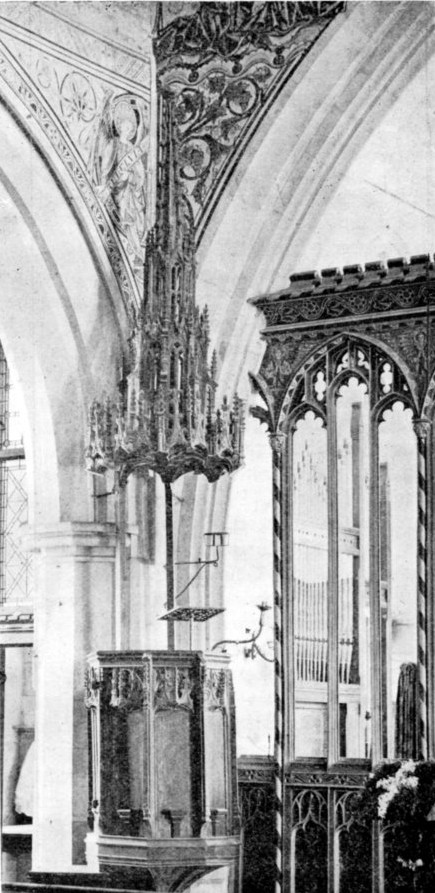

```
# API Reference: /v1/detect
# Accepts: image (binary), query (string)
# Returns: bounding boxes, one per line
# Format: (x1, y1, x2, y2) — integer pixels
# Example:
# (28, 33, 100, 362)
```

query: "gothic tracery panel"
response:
(250, 254, 435, 892)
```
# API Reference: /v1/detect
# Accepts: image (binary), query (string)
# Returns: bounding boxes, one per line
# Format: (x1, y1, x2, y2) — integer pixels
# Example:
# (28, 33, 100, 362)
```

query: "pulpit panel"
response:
(155, 711, 192, 837)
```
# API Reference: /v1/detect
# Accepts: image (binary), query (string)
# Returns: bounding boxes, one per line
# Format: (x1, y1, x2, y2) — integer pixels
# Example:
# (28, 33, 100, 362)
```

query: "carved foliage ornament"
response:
(255, 282, 434, 329)
(155, 2, 344, 68)
(106, 665, 150, 713)
(153, 665, 195, 711)
(288, 772, 367, 788)
(203, 667, 229, 710)
(84, 666, 103, 709)
(250, 331, 325, 433)
(250, 319, 434, 433)
(155, 2, 345, 230)
(363, 318, 435, 407)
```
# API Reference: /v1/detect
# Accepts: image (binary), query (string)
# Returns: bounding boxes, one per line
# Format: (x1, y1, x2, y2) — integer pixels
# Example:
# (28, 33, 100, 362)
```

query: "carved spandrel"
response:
(153, 666, 195, 711)
(156, 2, 344, 230)
(252, 318, 435, 428)
(250, 332, 331, 431)
(264, 332, 326, 386)
(361, 318, 435, 410)
(0, 42, 148, 315)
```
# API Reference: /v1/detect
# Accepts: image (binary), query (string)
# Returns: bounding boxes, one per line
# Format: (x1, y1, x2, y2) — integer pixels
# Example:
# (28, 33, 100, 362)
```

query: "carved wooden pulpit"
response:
(85, 650, 240, 891)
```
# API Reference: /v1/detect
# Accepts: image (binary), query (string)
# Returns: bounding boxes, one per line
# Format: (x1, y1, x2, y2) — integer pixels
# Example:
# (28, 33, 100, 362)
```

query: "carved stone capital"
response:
(413, 418, 431, 443)
(268, 432, 285, 454)
(84, 667, 102, 709)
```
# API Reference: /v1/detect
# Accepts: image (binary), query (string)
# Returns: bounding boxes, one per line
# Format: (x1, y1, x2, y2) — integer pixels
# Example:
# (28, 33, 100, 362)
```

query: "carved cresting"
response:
(250, 257, 435, 432)
(154, 1, 345, 238)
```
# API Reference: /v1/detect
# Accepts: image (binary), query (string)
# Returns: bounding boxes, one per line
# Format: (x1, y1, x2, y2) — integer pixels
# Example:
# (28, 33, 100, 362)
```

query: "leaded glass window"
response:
(0, 343, 32, 606)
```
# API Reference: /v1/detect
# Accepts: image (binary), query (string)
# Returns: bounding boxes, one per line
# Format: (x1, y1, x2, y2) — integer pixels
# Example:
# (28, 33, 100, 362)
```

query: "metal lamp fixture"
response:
(174, 531, 229, 601)
(160, 531, 228, 649)
(212, 602, 273, 662)
(204, 531, 229, 549)
(86, 108, 244, 493)
(86, 103, 245, 650)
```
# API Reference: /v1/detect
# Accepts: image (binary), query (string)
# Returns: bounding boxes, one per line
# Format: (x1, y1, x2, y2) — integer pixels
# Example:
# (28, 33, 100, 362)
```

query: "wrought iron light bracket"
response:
(212, 601, 273, 662)
(174, 532, 228, 601)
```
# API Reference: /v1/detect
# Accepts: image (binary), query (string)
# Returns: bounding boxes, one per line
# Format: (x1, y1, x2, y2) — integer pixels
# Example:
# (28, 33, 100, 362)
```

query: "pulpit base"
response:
(85, 833, 241, 892)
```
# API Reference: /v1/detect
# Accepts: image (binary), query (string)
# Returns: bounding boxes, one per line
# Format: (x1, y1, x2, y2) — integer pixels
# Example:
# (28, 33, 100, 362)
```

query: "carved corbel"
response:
(413, 417, 431, 443)
(269, 432, 286, 455)
(84, 667, 102, 709)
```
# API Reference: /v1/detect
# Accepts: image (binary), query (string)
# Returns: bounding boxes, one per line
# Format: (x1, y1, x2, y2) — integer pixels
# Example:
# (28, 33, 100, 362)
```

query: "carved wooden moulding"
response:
(250, 253, 435, 433)
(84, 649, 240, 890)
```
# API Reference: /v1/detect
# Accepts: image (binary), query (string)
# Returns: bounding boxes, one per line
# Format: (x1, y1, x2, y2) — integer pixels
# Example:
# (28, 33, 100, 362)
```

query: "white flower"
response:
(401, 761, 416, 774)
(375, 761, 418, 818)
(378, 791, 394, 818)
(401, 775, 418, 790)
(397, 857, 423, 872)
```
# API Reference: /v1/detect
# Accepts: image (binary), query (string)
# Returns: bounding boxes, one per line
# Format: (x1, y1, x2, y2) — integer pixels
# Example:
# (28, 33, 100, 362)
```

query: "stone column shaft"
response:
(29, 523, 116, 870)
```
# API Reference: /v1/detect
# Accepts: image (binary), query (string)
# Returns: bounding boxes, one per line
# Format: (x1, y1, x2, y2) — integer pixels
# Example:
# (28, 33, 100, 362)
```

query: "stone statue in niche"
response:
(91, 93, 149, 276)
